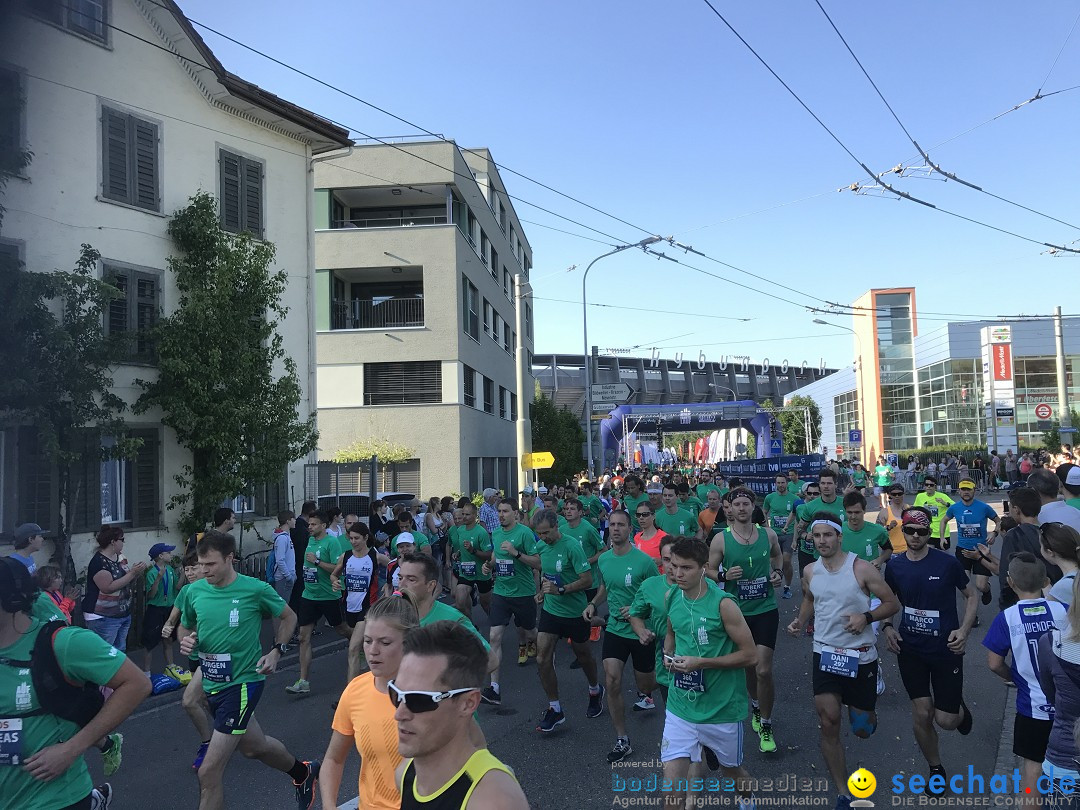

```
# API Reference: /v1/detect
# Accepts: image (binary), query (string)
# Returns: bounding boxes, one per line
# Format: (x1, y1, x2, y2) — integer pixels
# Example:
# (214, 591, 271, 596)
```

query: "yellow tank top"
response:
(400, 748, 516, 810)
(885, 504, 907, 553)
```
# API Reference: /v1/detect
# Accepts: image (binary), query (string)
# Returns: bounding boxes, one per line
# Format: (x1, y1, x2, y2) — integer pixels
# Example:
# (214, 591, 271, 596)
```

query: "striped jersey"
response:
(983, 598, 1067, 719)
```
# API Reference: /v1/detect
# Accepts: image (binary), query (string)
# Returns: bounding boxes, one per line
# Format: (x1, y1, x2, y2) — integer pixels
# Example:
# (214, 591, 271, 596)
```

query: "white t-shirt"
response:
(342, 549, 376, 613)
(1040, 501, 1080, 533)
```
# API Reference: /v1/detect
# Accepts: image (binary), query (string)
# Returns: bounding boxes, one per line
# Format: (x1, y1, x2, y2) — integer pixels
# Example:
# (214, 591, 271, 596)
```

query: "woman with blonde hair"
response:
(319, 592, 420, 809)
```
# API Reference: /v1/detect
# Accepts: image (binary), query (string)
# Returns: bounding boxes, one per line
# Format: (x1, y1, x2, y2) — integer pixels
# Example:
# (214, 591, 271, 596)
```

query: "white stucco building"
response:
(0, 0, 352, 568)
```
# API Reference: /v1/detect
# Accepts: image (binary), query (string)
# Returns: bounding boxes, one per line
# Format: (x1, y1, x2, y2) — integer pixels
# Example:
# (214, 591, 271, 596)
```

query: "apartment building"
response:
(0, 0, 351, 566)
(313, 141, 535, 497)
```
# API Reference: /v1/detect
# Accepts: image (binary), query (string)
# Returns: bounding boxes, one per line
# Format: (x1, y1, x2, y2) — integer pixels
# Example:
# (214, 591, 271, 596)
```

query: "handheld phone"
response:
(663, 654, 677, 665)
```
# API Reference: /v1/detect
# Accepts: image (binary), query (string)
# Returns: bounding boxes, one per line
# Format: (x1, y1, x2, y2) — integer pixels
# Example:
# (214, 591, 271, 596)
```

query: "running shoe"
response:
(607, 738, 633, 763)
(480, 686, 501, 706)
(537, 707, 565, 732)
(294, 760, 320, 810)
(285, 679, 310, 694)
(191, 741, 209, 770)
(633, 693, 656, 711)
(586, 685, 606, 719)
(782, 586, 792, 599)
(834, 796, 852, 810)
(876, 671, 886, 696)
(751, 705, 762, 733)
(928, 765, 947, 796)
(758, 723, 776, 754)
(517, 645, 528, 666)
(589, 625, 602, 642)
(91, 783, 113, 810)
(981, 587, 993, 605)
(102, 732, 123, 776)
(526, 641, 537, 659)
(957, 699, 973, 735)
(164, 664, 192, 684)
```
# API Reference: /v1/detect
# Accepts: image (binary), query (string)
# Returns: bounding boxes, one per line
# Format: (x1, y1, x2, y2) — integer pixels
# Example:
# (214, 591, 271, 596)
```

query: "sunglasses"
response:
(636, 511, 654, 517)
(902, 526, 930, 536)
(386, 680, 478, 713)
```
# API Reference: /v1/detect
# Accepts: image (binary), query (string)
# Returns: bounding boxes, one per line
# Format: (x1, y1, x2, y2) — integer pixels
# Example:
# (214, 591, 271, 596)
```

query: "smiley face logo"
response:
(847, 768, 876, 798)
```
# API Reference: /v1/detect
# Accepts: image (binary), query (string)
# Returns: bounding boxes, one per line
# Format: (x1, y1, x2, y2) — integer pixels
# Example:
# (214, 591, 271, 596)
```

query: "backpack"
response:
(265, 547, 277, 583)
(0, 620, 105, 727)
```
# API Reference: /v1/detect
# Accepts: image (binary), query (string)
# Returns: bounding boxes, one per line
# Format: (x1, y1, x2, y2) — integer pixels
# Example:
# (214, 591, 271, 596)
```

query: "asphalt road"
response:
(90, 495, 1013, 809)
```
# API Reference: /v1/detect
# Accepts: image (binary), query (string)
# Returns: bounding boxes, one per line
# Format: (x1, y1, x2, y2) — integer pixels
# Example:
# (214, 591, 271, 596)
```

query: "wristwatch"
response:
(863, 611, 874, 626)
(557, 586, 566, 595)
(274, 643, 288, 655)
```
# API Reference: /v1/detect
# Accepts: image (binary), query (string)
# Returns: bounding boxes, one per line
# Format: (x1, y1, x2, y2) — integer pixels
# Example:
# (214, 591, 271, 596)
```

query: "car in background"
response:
(316, 491, 416, 526)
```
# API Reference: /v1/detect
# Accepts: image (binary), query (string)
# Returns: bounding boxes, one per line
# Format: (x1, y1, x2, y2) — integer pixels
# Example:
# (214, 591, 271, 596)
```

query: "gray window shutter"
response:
(134, 271, 158, 361)
(219, 150, 242, 232)
(68, 430, 101, 533)
(132, 119, 159, 211)
(132, 429, 160, 528)
(17, 427, 55, 526)
(242, 157, 263, 237)
(102, 108, 129, 202)
(106, 268, 129, 336)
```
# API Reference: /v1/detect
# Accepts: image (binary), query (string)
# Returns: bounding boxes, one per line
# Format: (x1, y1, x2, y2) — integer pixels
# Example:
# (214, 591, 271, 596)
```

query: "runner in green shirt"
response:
(520, 509, 604, 732)
(708, 488, 784, 753)
(694, 469, 721, 503)
(449, 502, 494, 617)
(655, 484, 696, 537)
(583, 510, 660, 762)
(628, 533, 679, 694)
(841, 491, 892, 568)
(676, 483, 704, 519)
(179, 530, 319, 809)
(763, 474, 799, 599)
(1, 557, 149, 810)
(621, 475, 649, 532)
(578, 482, 607, 529)
(561, 498, 606, 598)
(289, 509, 352, 695)
(661, 536, 758, 807)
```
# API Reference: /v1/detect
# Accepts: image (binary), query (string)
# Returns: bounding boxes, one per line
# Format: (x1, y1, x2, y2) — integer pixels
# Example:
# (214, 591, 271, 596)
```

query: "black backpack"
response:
(0, 620, 105, 727)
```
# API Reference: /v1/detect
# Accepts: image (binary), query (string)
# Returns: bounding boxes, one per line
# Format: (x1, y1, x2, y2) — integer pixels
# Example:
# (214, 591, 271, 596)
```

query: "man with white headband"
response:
(787, 512, 900, 810)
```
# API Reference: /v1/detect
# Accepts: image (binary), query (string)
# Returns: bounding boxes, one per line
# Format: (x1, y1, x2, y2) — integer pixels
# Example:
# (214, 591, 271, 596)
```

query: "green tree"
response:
(135, 192, 318, 535)
(333, 438, 415, 465)
(0, 245, 133, 581)
(760, 395, 822, 455)
(530, 391, 585, 484)
(1043, 408, 1080, 452)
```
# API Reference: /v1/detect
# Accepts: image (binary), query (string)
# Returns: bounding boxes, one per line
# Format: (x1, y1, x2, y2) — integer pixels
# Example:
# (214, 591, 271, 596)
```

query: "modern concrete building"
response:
(797, 288, 1080, 460)
(0, 0, 351, 566)
(313, 142, 534, 498)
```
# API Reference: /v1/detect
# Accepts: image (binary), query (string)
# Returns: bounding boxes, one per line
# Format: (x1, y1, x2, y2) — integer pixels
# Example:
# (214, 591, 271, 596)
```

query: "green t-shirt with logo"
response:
(621, 493, 649, 531)
(0, 621, 126, 810)
(419, 600, 490, 650)
(762, 491, 798, 534)
(666, 582, 746, 724)
(450, 524, 492, 582)
(31, 591, 68, 624)
(695, 483, 720, 503)
(874, 465, 894, 487)
(842, 521, 891, 563)
(180, 574, 286, 694)
(561, 519, 605, 581)
(536, 535, 591, 619)
(596, 547, 659, 639)
(628, 574, 673, 687)
(491, 523, 538, 599)
(654, 508, 696, 538)
(678, 496, 704, 518)
(145, 564, 178, 608)
(302, 533, 344, 601)
(579, 494, 604, 527)
(796, 496, 845, 557)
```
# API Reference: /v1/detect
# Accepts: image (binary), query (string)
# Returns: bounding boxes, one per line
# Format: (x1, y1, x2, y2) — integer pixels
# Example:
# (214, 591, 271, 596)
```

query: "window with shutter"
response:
(31, 0, 107, 43)
(68, 430, 103, 533)
(103, 263, 160, 363)
(100, 107, 159, 211)
(131, 428, 160, 529)
(511, 393, 518, 420)
(219, 149, 265, 238)
(483, 377, 494, 414)
(16, 427, 55, 527)
(463, 365, 476, 407)
(499, 387, 507, 419)
(0, 68, 24, 160)
(363, 361, 442, 405)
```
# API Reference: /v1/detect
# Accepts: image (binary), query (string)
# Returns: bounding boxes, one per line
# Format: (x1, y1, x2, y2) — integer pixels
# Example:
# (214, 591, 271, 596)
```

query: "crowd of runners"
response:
(5, 453, 1080, 809)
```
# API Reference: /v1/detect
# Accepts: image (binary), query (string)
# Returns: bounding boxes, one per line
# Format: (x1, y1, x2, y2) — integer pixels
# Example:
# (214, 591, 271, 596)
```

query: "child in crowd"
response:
(34, 565, 76, 622)
(142, 542, 188, 682)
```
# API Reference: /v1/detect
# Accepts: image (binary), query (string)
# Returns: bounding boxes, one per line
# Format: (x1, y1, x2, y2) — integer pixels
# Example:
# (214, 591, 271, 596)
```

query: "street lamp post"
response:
(814, 318, 867, 465)
(583, 236, 663, 477)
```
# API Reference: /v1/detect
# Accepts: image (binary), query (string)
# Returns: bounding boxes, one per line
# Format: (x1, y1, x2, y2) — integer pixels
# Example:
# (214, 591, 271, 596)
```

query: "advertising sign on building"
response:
(981, 326, 1017, 454)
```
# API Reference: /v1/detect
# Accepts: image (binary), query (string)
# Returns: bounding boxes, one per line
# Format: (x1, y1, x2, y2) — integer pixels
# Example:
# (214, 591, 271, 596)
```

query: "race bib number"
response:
(345, 573, 370, 593)
(674, 668, 705, 693)
(302, 566, 318, 584)
(819, 646, 859, 678)
(200, 652, 234, 683)
(543, 573, 564, 589)
(959, 524, 981, 539)
(927, 505, 939, 517)
(0, 718, 23, 766)
(459, 561, 477, 578)
(771, 516, 787, 530)
(737, 577, 769, 601)
(494, 558, 514, 578)
(902, 606, 941, 636)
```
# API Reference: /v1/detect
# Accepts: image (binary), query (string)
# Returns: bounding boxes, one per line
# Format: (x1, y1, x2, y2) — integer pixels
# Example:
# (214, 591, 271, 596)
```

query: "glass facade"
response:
(1014, 355, 1080, 445)
(834, 390, 860, 453)
(916, 359, 982, 446)
(876, 293, 918, 451)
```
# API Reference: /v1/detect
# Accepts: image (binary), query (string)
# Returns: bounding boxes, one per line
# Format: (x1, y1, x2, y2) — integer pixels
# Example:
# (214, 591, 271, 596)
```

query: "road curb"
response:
(994, 684, 1017, 775)
(130, 636, 349, 719)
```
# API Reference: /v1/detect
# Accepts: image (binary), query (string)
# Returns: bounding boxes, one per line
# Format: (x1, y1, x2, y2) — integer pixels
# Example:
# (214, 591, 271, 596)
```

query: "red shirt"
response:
(634, 530, 668, 565)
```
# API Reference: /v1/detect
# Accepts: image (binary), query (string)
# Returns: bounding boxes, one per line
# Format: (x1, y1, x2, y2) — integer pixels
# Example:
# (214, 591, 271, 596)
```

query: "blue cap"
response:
(148, 543, 176, 559)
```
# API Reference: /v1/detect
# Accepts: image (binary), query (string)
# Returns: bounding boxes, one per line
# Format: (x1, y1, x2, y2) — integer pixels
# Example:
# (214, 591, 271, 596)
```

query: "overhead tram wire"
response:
(1036, 4, 1080, 95)
(529, 297, 754, 322)
(812, 0, 1080, 235)
(138, 0, 656, 239)
(696, 0, 1080, 254)
(72, 2, 642, 248)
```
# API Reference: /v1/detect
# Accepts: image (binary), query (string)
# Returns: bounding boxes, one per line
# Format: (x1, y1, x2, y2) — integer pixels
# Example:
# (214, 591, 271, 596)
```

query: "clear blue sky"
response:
(179, 0, 1080, 369)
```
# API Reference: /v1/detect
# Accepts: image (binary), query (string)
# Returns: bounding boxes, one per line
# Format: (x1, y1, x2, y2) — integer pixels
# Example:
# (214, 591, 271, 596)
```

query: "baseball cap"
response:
(520, 486, 536, 496)
(957, 479, 976, 490)
(645, 482, 663, 494)
(395, 532, 416, 546)
(148, 543, 176, 559)
(538, 486, 549, 494)
(13, 523, 45, 548)
(1057, 463, 1080, 492)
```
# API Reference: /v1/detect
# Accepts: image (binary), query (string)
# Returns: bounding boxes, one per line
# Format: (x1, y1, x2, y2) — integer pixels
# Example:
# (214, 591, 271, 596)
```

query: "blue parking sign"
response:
(849, 429, 863, 444)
